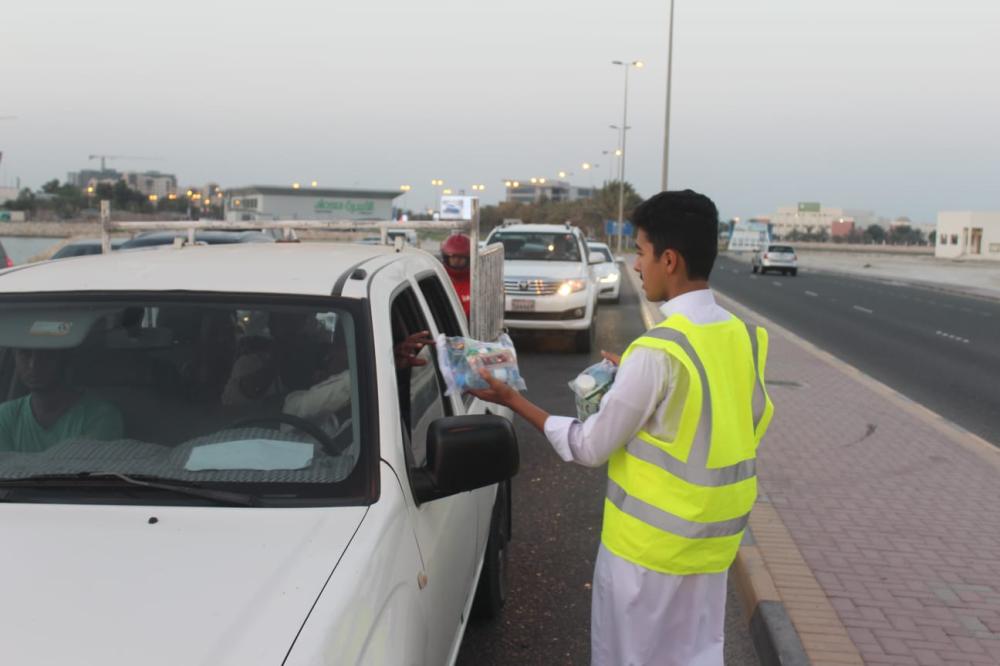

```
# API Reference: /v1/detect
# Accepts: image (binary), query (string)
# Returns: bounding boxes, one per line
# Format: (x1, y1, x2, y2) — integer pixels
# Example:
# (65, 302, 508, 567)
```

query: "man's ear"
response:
(661, 248, 681, 275)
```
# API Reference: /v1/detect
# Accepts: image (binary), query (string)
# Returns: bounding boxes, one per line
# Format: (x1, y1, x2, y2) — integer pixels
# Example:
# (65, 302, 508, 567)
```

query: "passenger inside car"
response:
(0, 348, 123, 453)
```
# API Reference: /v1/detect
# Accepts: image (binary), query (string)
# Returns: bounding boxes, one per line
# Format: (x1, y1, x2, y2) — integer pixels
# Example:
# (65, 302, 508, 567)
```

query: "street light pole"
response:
(612, 60, 643, 254)
(661, 0, 675, 192)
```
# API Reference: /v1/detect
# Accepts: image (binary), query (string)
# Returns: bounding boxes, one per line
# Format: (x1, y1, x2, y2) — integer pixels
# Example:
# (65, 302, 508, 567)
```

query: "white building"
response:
(935, 212, 1000, 261)
(225, 185, 400, 222)
(769, 202, 845, 237)
(123, 171, 178, 198)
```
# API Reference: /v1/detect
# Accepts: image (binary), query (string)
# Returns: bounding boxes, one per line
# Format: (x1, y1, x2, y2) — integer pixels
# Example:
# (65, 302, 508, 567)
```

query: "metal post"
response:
(616, 66, 630, 254)
(100, 200, 111, 254)
(661, 0, 675, 192)
(469, 198, 480, 335)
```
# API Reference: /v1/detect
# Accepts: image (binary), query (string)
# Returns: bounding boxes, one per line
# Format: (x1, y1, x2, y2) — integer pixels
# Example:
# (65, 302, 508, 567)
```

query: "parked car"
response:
(752, 244, 798, 276)
(587, 241, 621, 303)
(0, 239, 11, 268)
(485, 222, 601, 353)
(119, 229, 275, 250)
(50, 238, 127, 260)
(0, 240, 517, 665)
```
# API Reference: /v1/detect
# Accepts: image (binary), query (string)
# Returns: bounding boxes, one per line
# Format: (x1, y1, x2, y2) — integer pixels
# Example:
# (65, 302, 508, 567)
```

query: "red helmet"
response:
(441, 233, 471, 277)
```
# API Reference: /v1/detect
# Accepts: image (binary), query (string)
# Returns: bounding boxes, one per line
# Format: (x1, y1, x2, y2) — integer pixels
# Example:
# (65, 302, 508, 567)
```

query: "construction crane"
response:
(88, 154, 161, 171)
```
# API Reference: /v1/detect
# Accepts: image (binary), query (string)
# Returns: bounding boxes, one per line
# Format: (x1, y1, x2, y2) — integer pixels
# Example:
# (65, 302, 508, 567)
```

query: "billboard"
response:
(728, 221, 770, 252)
(440, 196, 475, 220)
(798, 202, 821, 213)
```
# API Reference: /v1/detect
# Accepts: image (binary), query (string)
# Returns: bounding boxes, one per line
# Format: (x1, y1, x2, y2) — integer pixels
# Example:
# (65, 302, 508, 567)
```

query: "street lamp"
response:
(292, 182, 301, 190)
(471, 184, 486, 192)
(611, 58, 643, 253)
(311, 180, 318, 188)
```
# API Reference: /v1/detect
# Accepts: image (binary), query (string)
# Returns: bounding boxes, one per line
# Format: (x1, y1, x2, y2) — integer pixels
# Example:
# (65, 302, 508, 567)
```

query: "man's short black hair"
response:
(632, 189, 718, 280)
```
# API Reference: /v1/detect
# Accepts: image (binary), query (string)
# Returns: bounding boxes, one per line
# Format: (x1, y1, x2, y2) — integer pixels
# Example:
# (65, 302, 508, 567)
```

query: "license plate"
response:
(511, 298, 535, 312)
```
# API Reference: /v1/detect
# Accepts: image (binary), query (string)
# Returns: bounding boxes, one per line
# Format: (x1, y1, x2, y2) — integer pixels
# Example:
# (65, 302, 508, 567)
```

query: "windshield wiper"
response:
(0, 473, 257, 507)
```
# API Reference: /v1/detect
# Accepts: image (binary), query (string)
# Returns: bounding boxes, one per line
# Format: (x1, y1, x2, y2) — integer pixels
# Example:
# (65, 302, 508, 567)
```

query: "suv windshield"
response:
(491, 231, 581, 262)
(0, 296, 368, 505)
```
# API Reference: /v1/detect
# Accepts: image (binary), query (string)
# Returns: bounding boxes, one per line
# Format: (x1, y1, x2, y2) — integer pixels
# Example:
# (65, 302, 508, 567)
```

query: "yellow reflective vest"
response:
(601, 313, 774, 575)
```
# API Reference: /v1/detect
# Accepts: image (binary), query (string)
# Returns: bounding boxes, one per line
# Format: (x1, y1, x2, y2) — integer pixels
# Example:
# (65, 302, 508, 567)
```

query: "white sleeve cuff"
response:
(543, 415, 581, 463)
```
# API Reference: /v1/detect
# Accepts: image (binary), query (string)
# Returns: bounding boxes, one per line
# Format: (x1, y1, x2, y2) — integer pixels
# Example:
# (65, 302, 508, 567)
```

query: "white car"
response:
(0, 242, 517, 666)
(751, 244, 798, 276)
(587, 241, 621, 303)
(485, 223, 601, 353)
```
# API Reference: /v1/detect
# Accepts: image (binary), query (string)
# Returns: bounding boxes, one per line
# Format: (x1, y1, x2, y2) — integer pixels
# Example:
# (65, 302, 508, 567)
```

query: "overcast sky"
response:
(1, 0, 998, 222)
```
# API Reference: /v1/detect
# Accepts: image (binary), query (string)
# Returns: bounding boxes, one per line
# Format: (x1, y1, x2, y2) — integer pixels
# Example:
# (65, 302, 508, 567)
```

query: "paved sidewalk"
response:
(720, 292, 1000, 665)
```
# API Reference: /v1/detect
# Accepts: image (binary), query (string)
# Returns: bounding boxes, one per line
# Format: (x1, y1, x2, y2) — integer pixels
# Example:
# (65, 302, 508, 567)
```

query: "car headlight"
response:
(599, 272, 619, 284)
(557, 279, 587, 296)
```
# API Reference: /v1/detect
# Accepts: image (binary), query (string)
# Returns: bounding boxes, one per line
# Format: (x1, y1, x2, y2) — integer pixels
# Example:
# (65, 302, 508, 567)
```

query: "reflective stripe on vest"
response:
(600, 315, 773, 575)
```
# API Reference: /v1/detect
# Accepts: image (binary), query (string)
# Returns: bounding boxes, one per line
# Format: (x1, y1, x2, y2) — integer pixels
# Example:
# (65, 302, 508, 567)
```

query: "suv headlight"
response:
(599, 272, 619, 283)
(557, 279, 587, 296)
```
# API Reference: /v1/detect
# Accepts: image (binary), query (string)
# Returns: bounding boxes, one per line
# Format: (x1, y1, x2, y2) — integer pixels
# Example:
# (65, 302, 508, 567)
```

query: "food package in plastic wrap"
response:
(436, 333, 527, 396)
(568, 359, 617, 421)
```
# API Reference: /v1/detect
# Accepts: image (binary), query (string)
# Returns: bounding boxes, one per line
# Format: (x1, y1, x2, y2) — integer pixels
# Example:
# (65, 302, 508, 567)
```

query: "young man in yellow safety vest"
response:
(468, 189, 773, 666)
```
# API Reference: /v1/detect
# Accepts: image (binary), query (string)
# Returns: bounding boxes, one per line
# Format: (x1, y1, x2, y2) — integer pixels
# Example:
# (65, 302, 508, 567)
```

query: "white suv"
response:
(0, 241, 517, 666)
(485, 223, 601, 353)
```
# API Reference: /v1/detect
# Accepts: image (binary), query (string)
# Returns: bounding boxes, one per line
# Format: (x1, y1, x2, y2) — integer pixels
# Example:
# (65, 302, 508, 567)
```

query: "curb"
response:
(621, 264, 820, 666)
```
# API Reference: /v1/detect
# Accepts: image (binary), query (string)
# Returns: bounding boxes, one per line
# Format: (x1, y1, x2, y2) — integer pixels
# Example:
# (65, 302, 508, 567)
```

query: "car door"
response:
(391, 284, 478, 665)
(415, 272, 497, 568)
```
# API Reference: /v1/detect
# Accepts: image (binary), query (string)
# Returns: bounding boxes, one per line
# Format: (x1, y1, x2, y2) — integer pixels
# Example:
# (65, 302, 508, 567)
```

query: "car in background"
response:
(50, 238, 127, 260)
(119, 229, 275, 250)
(0, 239, 11, 269)
(485, 222, 601, 353)
(587, 241, 621, 303)
(752, 244, 798, 276)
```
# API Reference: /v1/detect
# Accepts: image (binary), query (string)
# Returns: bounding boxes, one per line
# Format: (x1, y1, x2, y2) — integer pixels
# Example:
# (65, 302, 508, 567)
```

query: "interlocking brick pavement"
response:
(719, 293, 1000, 665)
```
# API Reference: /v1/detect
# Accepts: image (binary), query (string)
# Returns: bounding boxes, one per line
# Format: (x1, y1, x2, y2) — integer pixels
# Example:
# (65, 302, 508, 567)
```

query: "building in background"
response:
(123, 171, 177, 198)
(503, 179, 595, 204)
(224, 185, 400, 221)
(769, 202, 845, 237)
(831, 217, 856, 239)
(935, 212, 1000, 261)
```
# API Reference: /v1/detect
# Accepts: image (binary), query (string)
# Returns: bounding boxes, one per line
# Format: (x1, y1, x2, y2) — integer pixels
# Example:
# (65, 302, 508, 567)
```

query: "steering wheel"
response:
(229, 413, 344, 456)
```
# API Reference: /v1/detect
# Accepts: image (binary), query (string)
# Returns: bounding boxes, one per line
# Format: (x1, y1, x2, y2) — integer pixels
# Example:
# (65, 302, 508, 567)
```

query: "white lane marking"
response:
(936, 330, 971, 344)
(853, 305, 874, 314)
(772, 281, 783, 287)
(805, 290, 818, 297)
(749, 274, 758, 280)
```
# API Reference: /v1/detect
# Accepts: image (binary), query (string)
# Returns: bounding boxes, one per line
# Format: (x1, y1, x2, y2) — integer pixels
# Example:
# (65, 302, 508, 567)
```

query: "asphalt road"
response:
(456, 270, 759, 665)
(712, 255, 1000, 445)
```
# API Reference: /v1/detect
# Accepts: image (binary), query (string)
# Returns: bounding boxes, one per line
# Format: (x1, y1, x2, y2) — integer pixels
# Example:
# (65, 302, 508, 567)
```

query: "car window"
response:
(590, 246, 613, 262)
(391, 287, 450, 469)
(492, 231, 582, 262)
(769, 245, 794, 253)
(418, 275, 463, 336)
(0, 296, 370, 504)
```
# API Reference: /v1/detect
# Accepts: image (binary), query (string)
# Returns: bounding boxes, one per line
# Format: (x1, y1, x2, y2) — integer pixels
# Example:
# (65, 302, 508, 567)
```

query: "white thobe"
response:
(544, 289, 732, 666)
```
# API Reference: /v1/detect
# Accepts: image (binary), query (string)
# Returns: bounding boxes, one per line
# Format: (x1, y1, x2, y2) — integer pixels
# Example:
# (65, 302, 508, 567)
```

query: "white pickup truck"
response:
(0, 239, 517, 665)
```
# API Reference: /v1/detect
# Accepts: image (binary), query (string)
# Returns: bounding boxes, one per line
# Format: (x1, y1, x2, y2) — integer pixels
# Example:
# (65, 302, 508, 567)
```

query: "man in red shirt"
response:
(440, 233, 471, 319)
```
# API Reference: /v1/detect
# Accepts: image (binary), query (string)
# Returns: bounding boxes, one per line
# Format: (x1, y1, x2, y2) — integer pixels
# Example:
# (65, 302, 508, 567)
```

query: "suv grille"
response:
(504, 278, 562, 296)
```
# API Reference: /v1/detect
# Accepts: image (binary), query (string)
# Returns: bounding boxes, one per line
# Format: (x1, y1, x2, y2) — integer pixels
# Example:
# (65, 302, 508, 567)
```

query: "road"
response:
(457, 270, 759, 665)
(712, 255, 1000, 445)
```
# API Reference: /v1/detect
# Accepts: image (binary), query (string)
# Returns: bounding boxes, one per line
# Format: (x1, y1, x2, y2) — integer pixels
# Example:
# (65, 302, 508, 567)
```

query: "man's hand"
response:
(466, 368, 519, 407)
(601, 350, 622, 366)
(394, 331, 435, 370)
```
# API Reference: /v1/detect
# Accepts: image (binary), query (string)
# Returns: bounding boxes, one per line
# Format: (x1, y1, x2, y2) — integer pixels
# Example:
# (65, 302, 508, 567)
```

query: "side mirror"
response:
(588, 252, 605, 265)
(411, 415, 519, 504)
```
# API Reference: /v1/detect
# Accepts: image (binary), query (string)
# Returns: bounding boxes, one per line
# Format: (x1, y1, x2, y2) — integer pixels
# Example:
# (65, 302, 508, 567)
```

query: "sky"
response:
(1, 0, 998, 222)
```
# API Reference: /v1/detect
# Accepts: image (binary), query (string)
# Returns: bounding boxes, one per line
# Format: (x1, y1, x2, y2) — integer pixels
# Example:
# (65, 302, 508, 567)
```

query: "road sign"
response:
(440, 196, 475, 220)
(605, 220, 633, 237)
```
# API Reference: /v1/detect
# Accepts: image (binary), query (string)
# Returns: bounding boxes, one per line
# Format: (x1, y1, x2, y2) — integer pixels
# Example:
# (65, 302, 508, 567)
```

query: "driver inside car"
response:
(0, 348, 123, 453)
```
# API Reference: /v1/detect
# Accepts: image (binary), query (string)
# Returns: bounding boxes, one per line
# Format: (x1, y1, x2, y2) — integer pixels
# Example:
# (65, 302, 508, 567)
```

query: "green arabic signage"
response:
(315, 198, 376, 214)
(797, 202, 821, 213)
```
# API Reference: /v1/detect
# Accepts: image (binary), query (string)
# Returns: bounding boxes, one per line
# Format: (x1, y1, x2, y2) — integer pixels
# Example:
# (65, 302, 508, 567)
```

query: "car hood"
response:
(0, 502, 367, 666)
(503, 260, 587, 281)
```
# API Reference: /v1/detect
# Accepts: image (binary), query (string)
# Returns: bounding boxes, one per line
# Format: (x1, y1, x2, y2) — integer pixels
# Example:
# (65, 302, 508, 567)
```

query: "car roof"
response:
(588, 241, 610, 249)
(120, 230, 273, 249)
(0, 242, 407, 296)
(491, 224, 581, 234)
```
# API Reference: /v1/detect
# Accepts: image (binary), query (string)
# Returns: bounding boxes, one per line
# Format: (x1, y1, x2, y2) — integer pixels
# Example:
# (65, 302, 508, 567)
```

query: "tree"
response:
(865, 224, 886, 244)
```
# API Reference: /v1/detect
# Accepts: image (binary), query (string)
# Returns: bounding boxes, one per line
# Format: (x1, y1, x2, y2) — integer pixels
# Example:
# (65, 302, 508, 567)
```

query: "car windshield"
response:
(0, 296, 368, 505)
(590, 246, 613, 263)
(492, 232, 581, 262)
(768, 245, 794, 253)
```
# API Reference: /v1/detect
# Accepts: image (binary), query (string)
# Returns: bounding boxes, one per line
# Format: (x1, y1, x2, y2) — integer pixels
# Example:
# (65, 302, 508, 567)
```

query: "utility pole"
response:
(661, 0, 676, 192)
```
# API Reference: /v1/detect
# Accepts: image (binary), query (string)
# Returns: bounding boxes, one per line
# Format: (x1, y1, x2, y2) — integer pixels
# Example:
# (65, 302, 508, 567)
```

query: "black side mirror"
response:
(411, 415, 519, 504)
